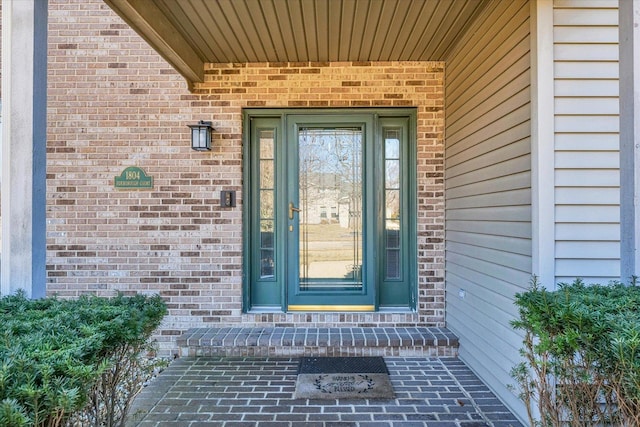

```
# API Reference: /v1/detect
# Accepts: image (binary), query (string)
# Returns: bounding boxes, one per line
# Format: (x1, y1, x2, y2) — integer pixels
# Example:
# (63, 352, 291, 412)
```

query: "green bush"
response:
(0, 292, 167, 427)
(511, 277, 640, 426)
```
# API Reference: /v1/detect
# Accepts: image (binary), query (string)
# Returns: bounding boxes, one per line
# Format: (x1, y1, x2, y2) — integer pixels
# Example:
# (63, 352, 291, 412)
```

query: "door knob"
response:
(289, 202, 301, 220)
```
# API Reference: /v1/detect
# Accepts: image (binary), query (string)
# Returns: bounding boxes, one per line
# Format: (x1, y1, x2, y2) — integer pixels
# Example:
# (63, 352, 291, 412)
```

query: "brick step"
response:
(177, 326, 459, 357)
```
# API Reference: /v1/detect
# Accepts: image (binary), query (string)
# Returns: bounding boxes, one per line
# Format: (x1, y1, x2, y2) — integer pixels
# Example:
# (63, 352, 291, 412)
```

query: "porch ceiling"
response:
(103, 0, 489, 88)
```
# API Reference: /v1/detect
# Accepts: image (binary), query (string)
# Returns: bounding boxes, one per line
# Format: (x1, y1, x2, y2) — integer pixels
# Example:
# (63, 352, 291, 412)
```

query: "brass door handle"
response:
(289, 202, 301, 220)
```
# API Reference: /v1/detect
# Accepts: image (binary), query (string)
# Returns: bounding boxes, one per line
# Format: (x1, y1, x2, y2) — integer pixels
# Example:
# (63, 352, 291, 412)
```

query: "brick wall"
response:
(44, 0, 444, 352)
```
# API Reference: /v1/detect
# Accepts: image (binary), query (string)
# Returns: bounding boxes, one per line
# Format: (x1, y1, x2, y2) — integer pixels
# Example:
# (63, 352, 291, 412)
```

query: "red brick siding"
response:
(43, 0, 445, 351)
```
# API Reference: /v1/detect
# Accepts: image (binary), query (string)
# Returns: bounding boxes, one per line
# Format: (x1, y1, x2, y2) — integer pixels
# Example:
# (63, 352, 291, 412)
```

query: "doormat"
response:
(294, 357, 395, 399)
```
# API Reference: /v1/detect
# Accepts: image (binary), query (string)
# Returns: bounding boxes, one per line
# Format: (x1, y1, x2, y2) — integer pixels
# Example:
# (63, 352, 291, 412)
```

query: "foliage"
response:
(511, 277, 640, 426)
(0, 291, 167, 427)
(69, 346, 169, 427)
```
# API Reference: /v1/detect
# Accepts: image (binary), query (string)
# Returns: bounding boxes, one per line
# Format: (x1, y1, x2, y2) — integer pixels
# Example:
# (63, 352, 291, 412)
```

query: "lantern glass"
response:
(189, 121, 213, 151)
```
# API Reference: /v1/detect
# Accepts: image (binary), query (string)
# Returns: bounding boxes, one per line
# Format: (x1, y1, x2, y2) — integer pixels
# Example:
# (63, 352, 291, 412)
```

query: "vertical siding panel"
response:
(444, 0, 531, 419)
(554, 0, 620, 282)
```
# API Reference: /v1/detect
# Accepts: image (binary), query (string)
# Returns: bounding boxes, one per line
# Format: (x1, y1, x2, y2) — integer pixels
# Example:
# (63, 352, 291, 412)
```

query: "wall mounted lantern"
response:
(188, 120, 214, 151)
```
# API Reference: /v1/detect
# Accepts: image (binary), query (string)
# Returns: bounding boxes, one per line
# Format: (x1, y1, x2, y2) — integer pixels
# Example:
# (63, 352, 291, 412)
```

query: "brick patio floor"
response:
(126, 357, 524, 427)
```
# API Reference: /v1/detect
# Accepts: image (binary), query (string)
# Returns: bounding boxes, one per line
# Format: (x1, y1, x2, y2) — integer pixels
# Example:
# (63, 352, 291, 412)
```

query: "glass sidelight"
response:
(258, 130, 276, 279)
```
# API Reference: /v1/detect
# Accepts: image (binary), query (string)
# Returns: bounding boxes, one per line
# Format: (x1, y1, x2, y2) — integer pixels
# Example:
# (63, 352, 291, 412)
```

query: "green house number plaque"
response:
(114, 167, 153, 189)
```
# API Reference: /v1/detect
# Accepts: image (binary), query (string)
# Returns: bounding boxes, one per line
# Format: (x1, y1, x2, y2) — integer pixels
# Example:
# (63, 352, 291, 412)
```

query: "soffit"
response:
(104, 0, 490, 87)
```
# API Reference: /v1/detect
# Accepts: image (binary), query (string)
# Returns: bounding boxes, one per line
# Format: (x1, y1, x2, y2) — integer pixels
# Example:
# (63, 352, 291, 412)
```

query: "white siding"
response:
(444, 0, 621, 421)
(553, 0, 620, 283)
(444, 0, 531, 419)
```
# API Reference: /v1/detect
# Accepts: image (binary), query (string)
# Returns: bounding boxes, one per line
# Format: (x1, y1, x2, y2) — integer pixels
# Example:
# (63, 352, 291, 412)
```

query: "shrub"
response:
(511, 277, 640, 426)
(0, 292, 167, 427)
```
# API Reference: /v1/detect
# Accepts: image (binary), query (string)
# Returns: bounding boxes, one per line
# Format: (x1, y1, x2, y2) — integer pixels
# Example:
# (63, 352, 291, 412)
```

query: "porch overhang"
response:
(103, 0, 490, 90)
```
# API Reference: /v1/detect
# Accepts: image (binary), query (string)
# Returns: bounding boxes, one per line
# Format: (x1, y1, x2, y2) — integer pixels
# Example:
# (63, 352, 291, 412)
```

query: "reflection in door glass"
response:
(298, 128, 363, 291)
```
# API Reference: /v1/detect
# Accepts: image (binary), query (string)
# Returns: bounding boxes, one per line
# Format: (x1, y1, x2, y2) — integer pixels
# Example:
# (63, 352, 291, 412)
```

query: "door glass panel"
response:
(260, 190, 274, 218)
(260, 162, 274, 188)
(259, 130, 275, 279)
(298, 128, 363, 291)
(384, 129, 402, 280)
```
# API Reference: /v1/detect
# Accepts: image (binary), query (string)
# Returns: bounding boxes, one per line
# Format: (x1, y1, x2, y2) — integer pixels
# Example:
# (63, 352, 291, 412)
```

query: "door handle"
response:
(289, 202, 301, 220)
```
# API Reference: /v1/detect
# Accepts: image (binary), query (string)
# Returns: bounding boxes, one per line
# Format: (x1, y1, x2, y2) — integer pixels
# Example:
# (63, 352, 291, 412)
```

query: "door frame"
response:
(242, 108, 418, 313)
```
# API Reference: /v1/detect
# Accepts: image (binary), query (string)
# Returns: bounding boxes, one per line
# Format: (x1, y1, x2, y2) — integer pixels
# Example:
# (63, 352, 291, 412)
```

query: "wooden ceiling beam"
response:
(104, 0, 204, 89)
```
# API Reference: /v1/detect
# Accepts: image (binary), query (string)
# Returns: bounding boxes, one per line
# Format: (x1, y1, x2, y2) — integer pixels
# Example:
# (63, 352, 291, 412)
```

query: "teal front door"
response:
(286, 115, 375, 310)
(244, 109, 416, 313)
